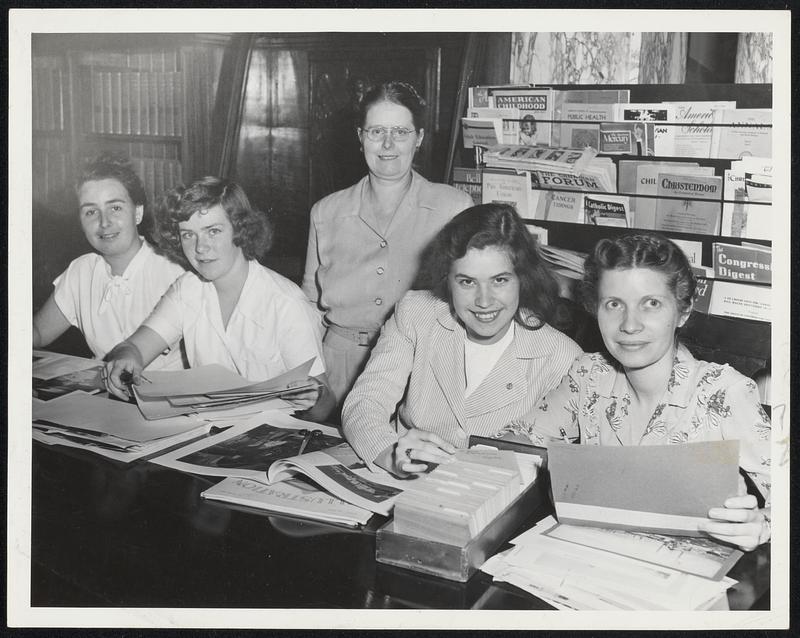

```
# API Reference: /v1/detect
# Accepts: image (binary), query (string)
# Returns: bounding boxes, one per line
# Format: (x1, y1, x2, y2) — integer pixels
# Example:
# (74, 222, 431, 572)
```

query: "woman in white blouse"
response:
(104, 177, 334, 421)
(33, 153, 185, 370)
(342, 203, 581, 476)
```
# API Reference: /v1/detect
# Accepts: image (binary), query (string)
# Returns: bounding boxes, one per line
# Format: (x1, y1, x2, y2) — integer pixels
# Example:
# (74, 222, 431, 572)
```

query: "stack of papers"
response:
(392, 449, 521, 545)
(132, 360, 317, 420)
(480, 442, 745, 609)
(481, 516, 740, 610)
(32, 391, 210, 463)
(33, 350, 104, 401)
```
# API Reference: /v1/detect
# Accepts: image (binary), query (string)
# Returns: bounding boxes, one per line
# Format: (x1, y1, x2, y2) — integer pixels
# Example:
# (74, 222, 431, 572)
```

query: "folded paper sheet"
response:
(133, 359, 316, 419)
(548, 440, 740, 536)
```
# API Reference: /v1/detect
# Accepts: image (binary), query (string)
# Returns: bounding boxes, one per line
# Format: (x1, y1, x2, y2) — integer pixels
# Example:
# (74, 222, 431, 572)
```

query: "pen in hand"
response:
(559, 427, 571, 444)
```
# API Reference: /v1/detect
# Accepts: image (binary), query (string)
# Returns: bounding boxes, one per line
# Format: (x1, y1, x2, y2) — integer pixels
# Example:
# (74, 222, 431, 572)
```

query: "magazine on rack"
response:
(151, 410, 405, 516)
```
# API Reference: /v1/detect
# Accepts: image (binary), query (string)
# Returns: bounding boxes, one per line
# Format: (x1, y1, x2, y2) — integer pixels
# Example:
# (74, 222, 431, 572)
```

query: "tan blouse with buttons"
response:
(302, 171, 474, 332)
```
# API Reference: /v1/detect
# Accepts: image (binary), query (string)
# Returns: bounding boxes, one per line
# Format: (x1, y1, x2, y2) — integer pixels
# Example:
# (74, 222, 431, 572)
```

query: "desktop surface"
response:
(30, 441, 770, 611)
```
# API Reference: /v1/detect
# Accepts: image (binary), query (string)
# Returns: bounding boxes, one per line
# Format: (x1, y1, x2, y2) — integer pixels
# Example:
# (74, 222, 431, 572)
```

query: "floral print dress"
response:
(499, 344, 771, 506)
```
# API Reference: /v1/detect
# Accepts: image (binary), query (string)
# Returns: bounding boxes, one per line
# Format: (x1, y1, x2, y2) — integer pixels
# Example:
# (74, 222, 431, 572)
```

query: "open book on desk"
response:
(151, 410, 405, 516)
(132, 359, 317, 420)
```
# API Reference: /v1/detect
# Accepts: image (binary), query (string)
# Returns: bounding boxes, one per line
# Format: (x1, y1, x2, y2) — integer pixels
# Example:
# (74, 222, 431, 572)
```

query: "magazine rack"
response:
(450, 82, 773, 377)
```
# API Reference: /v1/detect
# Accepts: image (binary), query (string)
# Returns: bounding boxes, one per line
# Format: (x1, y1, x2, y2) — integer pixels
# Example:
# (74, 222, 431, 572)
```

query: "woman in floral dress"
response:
(500, 233, 771, 551)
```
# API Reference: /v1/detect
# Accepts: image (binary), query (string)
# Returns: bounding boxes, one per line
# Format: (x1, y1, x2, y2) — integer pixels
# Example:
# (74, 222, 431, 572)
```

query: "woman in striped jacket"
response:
(342, 203, 581, 477)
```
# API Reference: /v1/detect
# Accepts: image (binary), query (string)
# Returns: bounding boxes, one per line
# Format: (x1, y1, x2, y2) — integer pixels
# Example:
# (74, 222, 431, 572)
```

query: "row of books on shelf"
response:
(84, 70, 184, 137)
(454, 154, 772, 240)
(128, 157, 183, 203)
(32, 65, 66, 132)
(463, 84, 771, 160)
(33, 136, 70, 201)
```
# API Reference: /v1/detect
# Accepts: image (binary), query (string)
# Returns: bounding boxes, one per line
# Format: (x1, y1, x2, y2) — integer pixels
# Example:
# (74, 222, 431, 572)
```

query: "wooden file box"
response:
(375, 478, 545, 582)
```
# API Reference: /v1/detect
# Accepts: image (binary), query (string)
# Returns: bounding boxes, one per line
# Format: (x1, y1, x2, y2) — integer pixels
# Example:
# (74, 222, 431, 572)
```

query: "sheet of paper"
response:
(543, 522, 743, 581)
(134, 364, 250, 398)
(32, 391, 205, 442)
(207, 358, 316, 396)
(548, 440, 740, 535)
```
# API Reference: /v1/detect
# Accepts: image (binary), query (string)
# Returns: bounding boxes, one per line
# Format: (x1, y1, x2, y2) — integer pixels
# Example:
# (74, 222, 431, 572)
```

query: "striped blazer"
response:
(342, 290, 582, 470)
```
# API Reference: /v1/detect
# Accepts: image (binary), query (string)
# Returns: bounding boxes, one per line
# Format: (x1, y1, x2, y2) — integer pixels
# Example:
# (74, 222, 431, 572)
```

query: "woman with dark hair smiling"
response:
(303, 81, 473, 409)
(33, 152, 185, 370)
(342, 203, 581, 477)
(500, 233, 771, 551)
(104, 177, 334, 421)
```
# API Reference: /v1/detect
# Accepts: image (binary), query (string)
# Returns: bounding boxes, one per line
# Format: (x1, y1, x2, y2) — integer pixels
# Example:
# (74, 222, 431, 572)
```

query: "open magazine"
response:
(201, 477, 374, 528)
(151, 410, 406, 516)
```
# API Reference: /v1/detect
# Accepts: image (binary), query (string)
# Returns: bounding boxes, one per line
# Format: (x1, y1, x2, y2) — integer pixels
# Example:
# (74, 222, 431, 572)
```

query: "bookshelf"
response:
(32, 46, 190, 210)
(32, 55, 71, 206)
(449, 83, 773, 378)
(31, 39, 226, 323)
(72, 48, 186, 205)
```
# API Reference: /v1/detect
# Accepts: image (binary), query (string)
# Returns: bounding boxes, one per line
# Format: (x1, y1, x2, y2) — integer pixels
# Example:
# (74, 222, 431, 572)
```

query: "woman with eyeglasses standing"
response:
(302, 81, 474, 411)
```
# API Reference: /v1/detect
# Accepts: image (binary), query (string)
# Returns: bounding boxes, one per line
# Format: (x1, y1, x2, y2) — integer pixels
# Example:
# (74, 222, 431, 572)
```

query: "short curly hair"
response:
(76, 152, 147, 208)
(422, 203, 560, 329)
(581, 233, 696, 316)
(153, 177, 273, 269)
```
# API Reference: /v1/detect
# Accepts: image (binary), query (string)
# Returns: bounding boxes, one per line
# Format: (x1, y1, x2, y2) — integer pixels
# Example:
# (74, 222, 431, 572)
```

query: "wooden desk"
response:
(30, 443, 770, 610)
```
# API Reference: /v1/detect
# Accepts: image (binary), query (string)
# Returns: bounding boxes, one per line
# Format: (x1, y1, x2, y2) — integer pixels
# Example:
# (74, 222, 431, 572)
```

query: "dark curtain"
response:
(210, 33, 256, 178)
(182, 34, 254, 180)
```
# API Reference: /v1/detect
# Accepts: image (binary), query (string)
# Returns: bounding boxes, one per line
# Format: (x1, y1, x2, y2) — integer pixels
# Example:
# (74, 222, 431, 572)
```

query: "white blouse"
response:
(53, 240, 185, 370)
(143, 260, 326, 382)
(464, 322, 515, 397)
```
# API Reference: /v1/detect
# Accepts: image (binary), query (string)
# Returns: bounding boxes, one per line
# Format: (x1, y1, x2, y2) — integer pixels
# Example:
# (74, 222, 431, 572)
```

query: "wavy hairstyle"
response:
(580, 233, 696, 316)
(153, 177, 272, 269)
(76, 152, 147, 208)
(423, 203, 559, 329)
(358, 81, 426, 130)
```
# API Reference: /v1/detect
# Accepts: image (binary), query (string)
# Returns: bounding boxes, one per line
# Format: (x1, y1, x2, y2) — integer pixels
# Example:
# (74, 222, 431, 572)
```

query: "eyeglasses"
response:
(360, 126, 416, 142)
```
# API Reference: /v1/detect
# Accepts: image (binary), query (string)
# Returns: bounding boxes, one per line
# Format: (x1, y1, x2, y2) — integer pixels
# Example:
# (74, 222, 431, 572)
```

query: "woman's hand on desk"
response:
(391, 429, 456, 476)
(103, 343, 145, 401)
(699, 495, 771, 552)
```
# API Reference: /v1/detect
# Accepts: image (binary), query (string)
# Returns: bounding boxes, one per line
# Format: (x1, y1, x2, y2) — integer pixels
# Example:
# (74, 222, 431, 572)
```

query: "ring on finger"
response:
(405, 448, 413, 461)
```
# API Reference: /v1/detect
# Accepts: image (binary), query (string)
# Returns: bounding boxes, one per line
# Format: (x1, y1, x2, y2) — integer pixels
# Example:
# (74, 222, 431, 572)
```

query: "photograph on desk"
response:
(9, 7, 789, 632)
